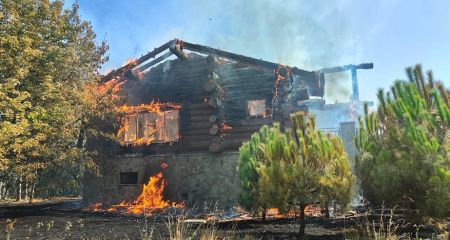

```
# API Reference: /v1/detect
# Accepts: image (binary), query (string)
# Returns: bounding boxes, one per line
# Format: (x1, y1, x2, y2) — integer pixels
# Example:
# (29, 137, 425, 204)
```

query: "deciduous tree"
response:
(0, 0, 115, 201)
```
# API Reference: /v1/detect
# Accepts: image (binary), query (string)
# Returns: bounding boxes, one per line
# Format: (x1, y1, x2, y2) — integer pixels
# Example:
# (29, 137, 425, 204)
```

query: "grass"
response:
(345, 207, 450, 240)
(2, 214, 257, 240)
(346, 207, 408, 240)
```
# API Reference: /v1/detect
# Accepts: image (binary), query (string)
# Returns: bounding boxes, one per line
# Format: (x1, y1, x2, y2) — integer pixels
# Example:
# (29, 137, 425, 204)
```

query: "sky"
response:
(65, 0, 450, 104)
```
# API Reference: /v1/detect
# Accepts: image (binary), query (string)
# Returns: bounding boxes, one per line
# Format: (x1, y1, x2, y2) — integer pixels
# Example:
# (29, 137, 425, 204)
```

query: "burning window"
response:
(248, 100, 266, 117)
(118, 102, 181, 145)
(120, 172, 138, 185)
(124, 114, 138, 142)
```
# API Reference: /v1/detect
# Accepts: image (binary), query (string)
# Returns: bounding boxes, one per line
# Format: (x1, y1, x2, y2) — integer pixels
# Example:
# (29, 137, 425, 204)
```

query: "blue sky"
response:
(65, 0, 450, 104)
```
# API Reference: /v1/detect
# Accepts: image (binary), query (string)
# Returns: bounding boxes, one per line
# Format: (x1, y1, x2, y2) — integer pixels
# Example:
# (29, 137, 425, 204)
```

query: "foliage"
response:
(0, 0, 115, 200)
(237, 112, 355, 238)
(236, 124, 292, 214)
(356, 64, 450, 218)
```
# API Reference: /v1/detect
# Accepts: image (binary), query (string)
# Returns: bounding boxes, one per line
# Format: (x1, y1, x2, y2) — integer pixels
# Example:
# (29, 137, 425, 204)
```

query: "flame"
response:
(160, 163, 169, 169)
(96, 78, 124, 95)
(116, 101, 181, 114)
(83, 202, 102, 212)
(133, 68, 145, 80)
(117, 101, 181, 146)
(122, 172, 181, 215)
(85, 165, 184, 216)
(123, 58, 138, 67)
(223, 123, 232, 130)
(98, 171, 183, 216)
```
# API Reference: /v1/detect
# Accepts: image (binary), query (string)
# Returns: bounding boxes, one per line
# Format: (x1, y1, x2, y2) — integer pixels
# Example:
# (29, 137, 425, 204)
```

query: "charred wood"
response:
(209, 114, 219, 123)
(207, 97, 218, 108)
(239, 118, 273, 126)
(203, 80, 218, 93)
(187, 103, 213, 110)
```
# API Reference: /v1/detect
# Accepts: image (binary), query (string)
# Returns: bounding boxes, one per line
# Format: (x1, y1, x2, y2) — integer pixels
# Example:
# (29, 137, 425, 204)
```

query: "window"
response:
(120, 172, 138, 185)
(121, 109, 180, 144)
(124, 114, 138, 142)
(247, 100, 266, 117)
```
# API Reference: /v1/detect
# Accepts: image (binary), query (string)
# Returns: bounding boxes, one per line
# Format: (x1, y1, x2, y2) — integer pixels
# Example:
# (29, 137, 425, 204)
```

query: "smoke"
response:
(162, 61, 171, 83)
(324, 72, 352, 103)
(179, 0, 360, 102)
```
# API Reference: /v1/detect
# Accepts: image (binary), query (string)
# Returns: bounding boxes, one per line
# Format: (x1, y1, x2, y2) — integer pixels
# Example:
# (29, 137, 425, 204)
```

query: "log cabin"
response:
(83, 39, 361, 208)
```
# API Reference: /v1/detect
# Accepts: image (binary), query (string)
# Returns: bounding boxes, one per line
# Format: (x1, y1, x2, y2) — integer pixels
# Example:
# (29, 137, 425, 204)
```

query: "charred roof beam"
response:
(100, 40, 175, 83)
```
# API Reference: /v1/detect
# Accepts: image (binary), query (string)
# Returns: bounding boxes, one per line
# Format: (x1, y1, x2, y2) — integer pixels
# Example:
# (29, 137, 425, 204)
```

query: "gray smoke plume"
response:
(178, 0, 360, 102)
(324, 72, 352, 103)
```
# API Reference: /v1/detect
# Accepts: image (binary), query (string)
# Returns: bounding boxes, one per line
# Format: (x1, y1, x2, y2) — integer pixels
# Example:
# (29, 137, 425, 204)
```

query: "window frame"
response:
(121, 109, 180, 145)
(119, 172, 139, 185)
(247, 99, 267, 117)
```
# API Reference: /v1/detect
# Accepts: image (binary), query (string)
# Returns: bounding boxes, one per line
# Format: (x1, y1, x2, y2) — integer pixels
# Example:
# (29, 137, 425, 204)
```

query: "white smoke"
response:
(179, 0, 361, 102)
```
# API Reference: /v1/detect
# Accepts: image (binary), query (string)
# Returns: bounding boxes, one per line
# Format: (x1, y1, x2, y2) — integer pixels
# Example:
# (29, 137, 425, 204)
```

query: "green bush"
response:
(356, 65, 450, 218)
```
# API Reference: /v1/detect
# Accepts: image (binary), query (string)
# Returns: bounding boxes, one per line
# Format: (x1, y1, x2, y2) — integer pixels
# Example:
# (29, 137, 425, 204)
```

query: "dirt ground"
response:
(0, 211, 351, 240)
(0, 198, 357, 239)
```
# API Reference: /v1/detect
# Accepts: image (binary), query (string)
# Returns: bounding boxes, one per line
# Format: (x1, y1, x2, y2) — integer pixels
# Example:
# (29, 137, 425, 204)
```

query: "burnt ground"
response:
(0, 200, 447, 239)
(0, 212, 352, 240)
(0, 200, 353, 240)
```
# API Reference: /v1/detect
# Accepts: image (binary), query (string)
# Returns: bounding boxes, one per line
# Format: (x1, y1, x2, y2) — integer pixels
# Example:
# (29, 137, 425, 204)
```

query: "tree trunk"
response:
(324, 204, 330, 218)
(29, 183, 35, 203)
(0, 181, 3, 200)
(298, 204, 306, 240)
(262, 208, 267, 221)
(77, 127, 85, 148)
(24, 181, 28, 201)
(17, 177, 22, 202)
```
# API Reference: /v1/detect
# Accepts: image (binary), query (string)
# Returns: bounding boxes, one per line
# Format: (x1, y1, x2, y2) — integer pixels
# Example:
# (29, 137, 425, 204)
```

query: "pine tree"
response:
(356, 64, 450, 218)
(288, 112, 354, 239)
(237, 113, 355, 239)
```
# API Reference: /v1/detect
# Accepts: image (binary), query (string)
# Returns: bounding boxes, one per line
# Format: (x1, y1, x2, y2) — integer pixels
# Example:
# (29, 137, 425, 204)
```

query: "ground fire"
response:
(84, 164, 183, 216)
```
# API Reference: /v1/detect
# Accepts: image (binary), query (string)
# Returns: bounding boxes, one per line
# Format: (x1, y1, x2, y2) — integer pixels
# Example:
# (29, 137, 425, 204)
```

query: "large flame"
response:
(117, 101, 181, 146)
(107, 172, 183, 216)
(86, 165, 184, 216)
(121, 172, 184, 215)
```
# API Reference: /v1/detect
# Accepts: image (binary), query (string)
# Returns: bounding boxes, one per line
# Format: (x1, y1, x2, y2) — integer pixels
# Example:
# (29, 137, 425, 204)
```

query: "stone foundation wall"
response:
(83, 152, 240, 208)
(83, 122, 358, 209)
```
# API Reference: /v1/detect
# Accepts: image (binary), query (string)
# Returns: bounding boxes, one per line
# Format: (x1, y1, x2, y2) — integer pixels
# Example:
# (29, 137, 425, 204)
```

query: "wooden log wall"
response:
(124, 54, 209, 104)
(113, 53, 313, 155)
(218, 63, 274, 124)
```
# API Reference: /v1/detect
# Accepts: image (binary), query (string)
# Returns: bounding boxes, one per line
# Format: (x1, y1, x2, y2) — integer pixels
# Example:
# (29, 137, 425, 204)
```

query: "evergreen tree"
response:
(237, 113, 354, 239)
(356, 64, 450, 218)
(288, 112, 354, 238)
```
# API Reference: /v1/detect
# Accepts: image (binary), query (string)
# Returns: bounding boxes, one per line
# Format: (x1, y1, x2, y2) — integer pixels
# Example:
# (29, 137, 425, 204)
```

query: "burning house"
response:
(84, 39, 372, 210)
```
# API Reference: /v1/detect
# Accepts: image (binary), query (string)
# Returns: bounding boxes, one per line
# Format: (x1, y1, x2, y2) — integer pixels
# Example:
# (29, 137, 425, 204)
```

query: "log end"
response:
(209, 142, 223, 153)
(203, 80, 218, 93)
(209, 125, 220, 135)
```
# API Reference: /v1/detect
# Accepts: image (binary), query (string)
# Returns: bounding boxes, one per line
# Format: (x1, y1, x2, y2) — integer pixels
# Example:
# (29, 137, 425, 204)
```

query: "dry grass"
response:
(346, 207, 407, 240)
